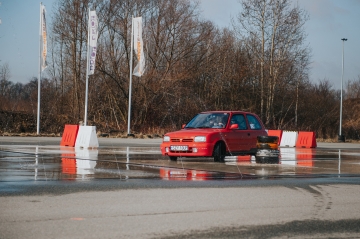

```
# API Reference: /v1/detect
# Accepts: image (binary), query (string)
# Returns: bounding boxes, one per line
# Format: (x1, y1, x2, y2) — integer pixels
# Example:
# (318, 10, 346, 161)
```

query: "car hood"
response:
(165, 128, 223, 137)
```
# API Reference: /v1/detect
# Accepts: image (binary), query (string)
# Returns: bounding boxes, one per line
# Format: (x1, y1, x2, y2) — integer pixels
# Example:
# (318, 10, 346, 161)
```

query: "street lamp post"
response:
(339, 38, 347, 142)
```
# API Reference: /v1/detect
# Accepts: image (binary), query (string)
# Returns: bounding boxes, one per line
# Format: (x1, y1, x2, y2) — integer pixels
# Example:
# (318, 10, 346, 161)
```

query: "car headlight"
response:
(163, 136, 170, 142)
(194, 136, 206, 142)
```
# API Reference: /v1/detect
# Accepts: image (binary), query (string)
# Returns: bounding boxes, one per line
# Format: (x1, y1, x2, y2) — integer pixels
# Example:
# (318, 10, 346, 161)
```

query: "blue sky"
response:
(0, 0, 359, 90)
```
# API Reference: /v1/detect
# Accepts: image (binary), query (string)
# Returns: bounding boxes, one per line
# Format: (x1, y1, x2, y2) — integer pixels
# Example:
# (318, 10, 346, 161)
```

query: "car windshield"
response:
(185, 113, 229, 129)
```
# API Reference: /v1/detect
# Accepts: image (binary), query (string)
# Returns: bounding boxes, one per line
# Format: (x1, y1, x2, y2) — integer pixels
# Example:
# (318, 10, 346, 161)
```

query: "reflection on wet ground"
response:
(1, 144, 360, 182)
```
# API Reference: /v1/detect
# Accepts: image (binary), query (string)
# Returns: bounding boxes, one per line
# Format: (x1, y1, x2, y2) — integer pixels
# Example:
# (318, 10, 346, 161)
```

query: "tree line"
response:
(1, 0, 360, 140)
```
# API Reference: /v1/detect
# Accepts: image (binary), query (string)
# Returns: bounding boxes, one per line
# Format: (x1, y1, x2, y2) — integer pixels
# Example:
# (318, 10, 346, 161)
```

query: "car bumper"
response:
(160, 142, 214, 157)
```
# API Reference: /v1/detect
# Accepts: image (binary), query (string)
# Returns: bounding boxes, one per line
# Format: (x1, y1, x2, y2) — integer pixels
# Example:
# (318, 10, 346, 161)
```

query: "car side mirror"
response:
(182, 124, 186, 129)
(230, 124, 239, 129)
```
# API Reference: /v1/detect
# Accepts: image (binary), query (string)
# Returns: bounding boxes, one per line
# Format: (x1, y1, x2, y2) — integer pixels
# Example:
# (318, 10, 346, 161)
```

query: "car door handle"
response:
(248, 133, 250, 136)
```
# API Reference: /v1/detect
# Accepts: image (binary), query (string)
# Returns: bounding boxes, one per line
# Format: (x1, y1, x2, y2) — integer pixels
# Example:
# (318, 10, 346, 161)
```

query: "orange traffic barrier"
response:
(60, 124, 79, 147)
(267, 130, 283, 145)
(296, 148, 314, 167)
(295, 131, 317, 148)
(61, 147, 76, 175)
(61, 158, 76, 175)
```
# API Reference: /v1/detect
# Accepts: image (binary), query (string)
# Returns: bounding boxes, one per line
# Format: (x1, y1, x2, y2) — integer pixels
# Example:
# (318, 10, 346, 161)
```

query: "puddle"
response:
(2, 145, 360, 182)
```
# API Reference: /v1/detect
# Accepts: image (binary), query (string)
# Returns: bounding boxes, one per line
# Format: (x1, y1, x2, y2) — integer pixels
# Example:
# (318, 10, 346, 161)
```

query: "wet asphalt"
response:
(1, 136, 360, 238)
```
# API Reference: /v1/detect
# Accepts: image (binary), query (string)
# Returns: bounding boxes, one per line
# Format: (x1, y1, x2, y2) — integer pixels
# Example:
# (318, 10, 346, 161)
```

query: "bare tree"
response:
(52, 0, 92, 122)
(234, 0, 310, 127)
(1, 0, 346, 140)
(346, 76, 360, 99)
(0, 63, 11, 97)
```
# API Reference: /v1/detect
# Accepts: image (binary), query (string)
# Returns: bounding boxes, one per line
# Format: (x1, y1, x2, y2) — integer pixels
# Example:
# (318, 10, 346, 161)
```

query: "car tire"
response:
(257, 143, 274, 149)
(169, 156, 177, 161)
(213, 142, 225, 162)
(257, 136, 279, 143)
(256, 136, 280, 164)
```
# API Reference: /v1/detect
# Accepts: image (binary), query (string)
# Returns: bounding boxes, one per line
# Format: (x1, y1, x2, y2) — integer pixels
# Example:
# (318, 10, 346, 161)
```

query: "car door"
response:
(245, 114, 264, 149)
(227, 114, 251, 152)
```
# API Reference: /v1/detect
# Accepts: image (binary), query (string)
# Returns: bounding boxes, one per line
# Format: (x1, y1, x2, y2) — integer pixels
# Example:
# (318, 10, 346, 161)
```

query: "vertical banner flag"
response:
(88, 11, 98, 75)
(133, 17, 145, 77)
(40, 4, 47, 71)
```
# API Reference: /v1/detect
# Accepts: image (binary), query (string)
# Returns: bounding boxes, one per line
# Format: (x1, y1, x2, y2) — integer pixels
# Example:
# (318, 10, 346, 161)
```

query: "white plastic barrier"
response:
(280, 131, 298, 147)
(76, 159, 97, 175)
(75, 126, 99, 148)
(279, 148, 296, 166)
(75, 148, 98, 175)
(75, 148, 99, 160)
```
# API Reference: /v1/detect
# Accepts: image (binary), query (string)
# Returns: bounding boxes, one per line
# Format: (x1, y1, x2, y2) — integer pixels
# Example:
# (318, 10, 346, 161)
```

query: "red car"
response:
(160, 111, 267, 162)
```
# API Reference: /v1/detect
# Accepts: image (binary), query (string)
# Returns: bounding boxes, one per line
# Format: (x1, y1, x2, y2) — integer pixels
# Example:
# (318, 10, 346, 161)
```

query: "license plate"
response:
(170, 145, 189, 151)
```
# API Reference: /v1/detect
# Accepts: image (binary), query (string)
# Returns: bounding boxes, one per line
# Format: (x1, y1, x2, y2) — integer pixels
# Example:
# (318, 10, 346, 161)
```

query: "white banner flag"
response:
(88, 10, 98, 75)
(133, 17, 145, 77)
(40, 5, 47, 71)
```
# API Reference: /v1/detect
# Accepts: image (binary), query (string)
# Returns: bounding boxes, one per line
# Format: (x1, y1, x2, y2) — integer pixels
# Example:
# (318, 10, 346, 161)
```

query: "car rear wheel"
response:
(169, 156, 177, 161)
(213, 142, 225, 162)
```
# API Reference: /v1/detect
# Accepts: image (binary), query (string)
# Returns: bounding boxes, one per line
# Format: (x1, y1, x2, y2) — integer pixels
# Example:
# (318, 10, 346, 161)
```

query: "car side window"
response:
(230, 114, 247, 130)
(246, 114, 262, 130)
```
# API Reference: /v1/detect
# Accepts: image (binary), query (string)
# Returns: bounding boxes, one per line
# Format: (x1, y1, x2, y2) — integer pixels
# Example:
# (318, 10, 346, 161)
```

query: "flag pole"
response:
(127, 16, 134, 136)
(37, 2, 42, 135)
(84, 9, 90, 126)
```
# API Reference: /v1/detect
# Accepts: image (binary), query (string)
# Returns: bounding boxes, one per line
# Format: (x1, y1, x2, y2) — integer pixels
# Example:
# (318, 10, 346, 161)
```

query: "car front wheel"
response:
(213, 142, 225, 162)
